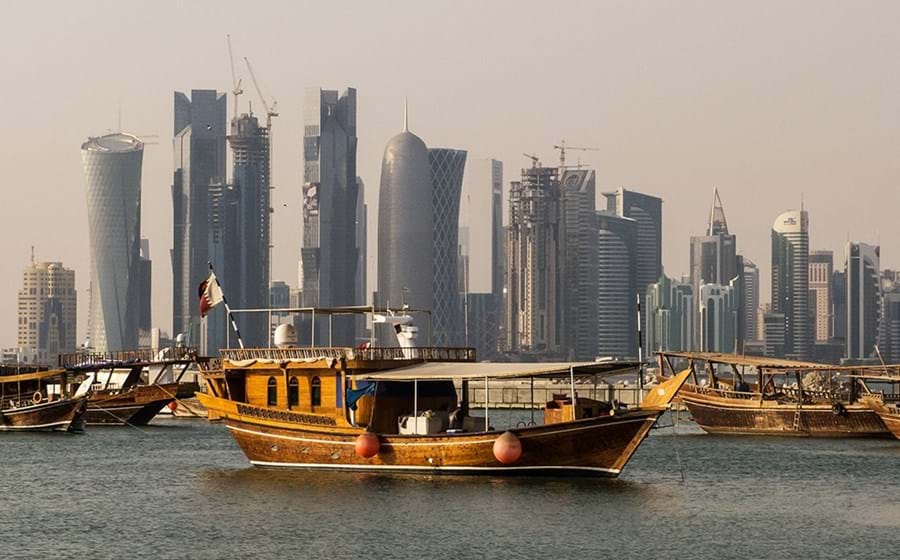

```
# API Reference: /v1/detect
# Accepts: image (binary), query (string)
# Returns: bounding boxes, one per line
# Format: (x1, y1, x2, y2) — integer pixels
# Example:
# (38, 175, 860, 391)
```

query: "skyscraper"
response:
(505, 164, 562, 355)
(138, 239, 152, 347)
(646, 274, 694, 353)
(172, 90, 227, 350)
(771, 209, 810, 360)
(880, 272, 900, 363)
(429, 148, 467, 347)
(741, 257, 760, 342)
(301, 88, 360, 345)
(690, 189, 737, 291)
(698, 281, 739, 353)
(17, 261, 76, 364)
(459, 158, 503, 359)
(809, 250, 834, 343)
(376, 118, 433, 340)
(561, 169, 598, 360)
(81, 133, 144, 352)
(595, 210, 638, 359)
(603, 188, 662, 351)
(845, 242, 881, 361)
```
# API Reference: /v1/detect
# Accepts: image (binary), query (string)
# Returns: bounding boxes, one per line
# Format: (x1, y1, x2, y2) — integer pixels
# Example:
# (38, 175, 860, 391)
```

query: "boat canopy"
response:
(349, 361, 639, 382)
(660, 351, 900, 374)
(0, 368, 68, 383)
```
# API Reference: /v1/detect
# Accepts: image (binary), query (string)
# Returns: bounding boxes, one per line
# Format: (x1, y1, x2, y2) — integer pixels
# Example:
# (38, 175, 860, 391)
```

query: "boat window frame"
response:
(266, 376, 278, 407)
(288, 376, 300, 407)
(311, 376, 321, 407)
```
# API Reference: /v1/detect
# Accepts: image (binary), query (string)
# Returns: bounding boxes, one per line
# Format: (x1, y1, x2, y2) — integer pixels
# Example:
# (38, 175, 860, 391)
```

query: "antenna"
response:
(30, 245, 34, 265)
(403, 97, 409, 132)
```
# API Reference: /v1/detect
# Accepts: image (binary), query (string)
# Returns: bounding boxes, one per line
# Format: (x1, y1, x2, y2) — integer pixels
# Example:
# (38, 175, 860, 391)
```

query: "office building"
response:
(646, 274, 694, 353)
(17, 261, 77, 364)
(845, 242, 881, 361)
(810, 250, 833, 342)
(301, 88, 360, 345)
(81, 132, 144, 352)
(138, 239, 152, 348)
(698, 281, 739, 353)
(172, 89, 227, 351)
(771, 210, 810, 360)
(595, 211, 638, 359)
(561, 169, 598, 360)
(741, 258, 760, 342)
(764, 311, 786, 358)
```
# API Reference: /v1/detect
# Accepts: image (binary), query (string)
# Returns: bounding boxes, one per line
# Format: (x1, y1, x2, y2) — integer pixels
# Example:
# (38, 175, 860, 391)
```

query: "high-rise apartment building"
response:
(172, 90, 227, 351)
(771, 209, 810, 360)
(301, 88, 360, 345)
(429, 148, 467, 347)
(595, 211, 638, 359)
(809, 250, 834, 343)
(505, 164, 562, 355)
(81, 133, 144, 352)
(845, 242, 881, 361)
(459, 158, 503, 359)
(17, 261, 77, 364)
(646, 274, 694, 353)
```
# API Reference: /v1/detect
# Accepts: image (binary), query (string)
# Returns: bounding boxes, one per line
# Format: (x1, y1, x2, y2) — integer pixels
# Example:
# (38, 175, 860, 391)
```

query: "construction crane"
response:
(552, 140, 600, 168)
(244, 56, 278, 129)
(523, 153, 541, 167)
(226, 35, 243, 117)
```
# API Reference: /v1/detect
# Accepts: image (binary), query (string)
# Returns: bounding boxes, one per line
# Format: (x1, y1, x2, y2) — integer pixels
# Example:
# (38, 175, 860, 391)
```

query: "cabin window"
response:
(267, 377, 277, 406)
(288, 377, 299, 407)
(311, 376, 321, 407)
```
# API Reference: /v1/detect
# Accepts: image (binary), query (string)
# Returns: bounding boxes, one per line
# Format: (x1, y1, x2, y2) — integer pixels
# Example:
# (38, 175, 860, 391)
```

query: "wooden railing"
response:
(219, 346, 476, 363)
(685, 384, 759, 400)
(58, 347, 198, 368)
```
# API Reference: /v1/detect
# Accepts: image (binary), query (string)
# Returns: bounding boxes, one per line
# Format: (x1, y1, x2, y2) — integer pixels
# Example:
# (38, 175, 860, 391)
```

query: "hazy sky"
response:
(2, 1, 899, 346)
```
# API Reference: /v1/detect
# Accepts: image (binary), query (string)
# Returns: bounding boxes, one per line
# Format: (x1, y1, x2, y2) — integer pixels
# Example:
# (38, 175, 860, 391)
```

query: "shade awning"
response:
(349, 360, 639, 381)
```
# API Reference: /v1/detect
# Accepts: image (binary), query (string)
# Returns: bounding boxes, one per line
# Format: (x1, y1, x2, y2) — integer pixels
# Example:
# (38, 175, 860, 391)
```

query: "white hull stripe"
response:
(249, 460, 619, 475)
(227, 417, 651, 448)
(0, 421, 71, 431)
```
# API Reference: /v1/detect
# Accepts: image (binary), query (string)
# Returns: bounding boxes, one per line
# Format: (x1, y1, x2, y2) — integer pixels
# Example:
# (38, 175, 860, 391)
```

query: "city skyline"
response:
(3, 1, 900, 347)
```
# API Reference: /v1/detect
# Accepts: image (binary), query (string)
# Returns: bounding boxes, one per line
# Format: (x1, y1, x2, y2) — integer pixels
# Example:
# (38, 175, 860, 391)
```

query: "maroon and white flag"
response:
(198, 272, 225, 318)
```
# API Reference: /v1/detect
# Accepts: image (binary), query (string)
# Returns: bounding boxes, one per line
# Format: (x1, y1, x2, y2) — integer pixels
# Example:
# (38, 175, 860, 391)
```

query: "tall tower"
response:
(376, 119, 433, 339)
(741, 258, 760, 341)
(227, 113, 271, 347)
(172, 90, 227, 351)
(771, 209, 810, 360)
(595, 211, 638, 358)
(17, 261, 77, 364)
(301, 88, 359, 345)
(561, 169, 598, 360)
(81, 133, 144, 352)
(429, 148, 467, 347)
(845, 242, 881, 361)
(505, 164, 562, 356)
(809, 250, 834, 343)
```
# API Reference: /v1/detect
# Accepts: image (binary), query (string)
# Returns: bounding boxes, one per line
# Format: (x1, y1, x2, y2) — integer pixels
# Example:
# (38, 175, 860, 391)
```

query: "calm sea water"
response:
(2, 412, 899, 559)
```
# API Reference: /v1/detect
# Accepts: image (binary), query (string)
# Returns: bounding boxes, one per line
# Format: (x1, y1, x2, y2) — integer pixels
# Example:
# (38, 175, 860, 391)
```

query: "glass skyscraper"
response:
(771, 209, 810, 360)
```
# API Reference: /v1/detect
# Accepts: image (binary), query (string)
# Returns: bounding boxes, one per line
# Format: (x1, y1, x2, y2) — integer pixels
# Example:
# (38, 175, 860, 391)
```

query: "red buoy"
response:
(167, 401, 178, 412)
(355, 432, 380, 458)
(493, 431, 522, 464)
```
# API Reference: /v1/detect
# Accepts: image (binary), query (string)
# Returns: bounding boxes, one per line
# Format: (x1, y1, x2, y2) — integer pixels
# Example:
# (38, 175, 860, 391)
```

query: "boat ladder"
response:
(792, 406, 803, 432)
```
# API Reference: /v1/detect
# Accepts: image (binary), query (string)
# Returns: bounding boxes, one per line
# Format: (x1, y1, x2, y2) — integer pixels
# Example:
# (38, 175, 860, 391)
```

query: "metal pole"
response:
(370, 305, 375, 346)
(413, 379, 418, 435)
(268, 309, 272, 347)
(570, 366, 576, 421)
(636, 293, 644, 404)
(484, 376, 489, 431)
(530, 377, 534, 424)
(311, 309, 316, 347)
(329, 315, 333, 347)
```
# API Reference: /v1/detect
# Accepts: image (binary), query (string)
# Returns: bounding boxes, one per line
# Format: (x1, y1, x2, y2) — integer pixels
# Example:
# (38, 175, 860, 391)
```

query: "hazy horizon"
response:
(2, 0, 899, 347)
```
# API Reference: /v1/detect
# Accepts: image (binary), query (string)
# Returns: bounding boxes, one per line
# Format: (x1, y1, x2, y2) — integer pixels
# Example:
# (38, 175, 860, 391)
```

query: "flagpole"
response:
(208, 262, 245, 349)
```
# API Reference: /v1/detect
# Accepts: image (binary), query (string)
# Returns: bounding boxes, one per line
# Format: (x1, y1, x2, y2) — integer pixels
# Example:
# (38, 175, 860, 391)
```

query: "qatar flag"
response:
(198, 272, 225, 318)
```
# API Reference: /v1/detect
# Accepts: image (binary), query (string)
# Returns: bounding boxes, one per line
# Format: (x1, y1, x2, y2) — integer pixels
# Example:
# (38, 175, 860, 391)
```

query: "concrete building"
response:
(763, 311, 786, 358)
(81, 133, 144, 352)
(741, 257, 760, 342)
(845, 242, 881, 362)
(301, 88, 360, 345)
(459, 158, 503, 360)
(595, 211, 638, 359)
(646, 274, 694, 354)
(172, 89, 227, 351)
(561, 169, 598, 360)
(505, 164, 562, 356)
(832, 270, 848, 343)
(429, 148, 467, 347)
(771, 209, 810, 360)
(810, 250, 834, 343)
(17, 261, 76, 365)
(880, 271, 900, 363)
(355, 177, 367, 341)
(698, 281, 739, 353)
(603, 188, 662, 351)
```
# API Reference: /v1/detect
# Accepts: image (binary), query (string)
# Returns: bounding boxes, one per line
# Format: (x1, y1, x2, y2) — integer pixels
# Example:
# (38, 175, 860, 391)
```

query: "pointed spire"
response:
(708, 188, 729, 235)
(403, 97, 409, 132)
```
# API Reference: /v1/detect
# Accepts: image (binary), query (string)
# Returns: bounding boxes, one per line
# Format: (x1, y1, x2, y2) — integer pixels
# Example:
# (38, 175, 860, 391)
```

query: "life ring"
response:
(831, 402, 846, 416)
(32, 391, 42, 405)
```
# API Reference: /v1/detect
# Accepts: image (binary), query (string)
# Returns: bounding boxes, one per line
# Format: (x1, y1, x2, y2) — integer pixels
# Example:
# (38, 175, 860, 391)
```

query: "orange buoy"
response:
(167, 401, 178, 412)
(493, 431, 522, 464)
(355, 432, 380, 458)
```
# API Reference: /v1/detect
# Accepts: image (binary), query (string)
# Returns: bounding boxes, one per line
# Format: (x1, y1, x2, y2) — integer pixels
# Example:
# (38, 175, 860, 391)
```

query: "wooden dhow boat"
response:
(853, 372, 900, 440)
(197, 306, 690, 478)
(0, 365, 92, 432)
(658, 352, 890, 437)
(60, 348, 201, 426)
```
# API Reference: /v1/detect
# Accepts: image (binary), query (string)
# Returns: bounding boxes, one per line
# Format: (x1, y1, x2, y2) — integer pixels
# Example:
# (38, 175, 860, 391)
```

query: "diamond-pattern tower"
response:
(429, 148, 467, 347)
(81, 133, 144, 351)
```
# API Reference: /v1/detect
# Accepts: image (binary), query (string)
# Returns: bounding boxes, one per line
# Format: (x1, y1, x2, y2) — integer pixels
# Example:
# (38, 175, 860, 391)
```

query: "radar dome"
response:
(274, 323, 298, 348)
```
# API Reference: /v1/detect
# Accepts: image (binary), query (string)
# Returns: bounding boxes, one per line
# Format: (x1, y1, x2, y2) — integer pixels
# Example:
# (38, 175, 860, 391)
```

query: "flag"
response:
(198, 272, 225, 318)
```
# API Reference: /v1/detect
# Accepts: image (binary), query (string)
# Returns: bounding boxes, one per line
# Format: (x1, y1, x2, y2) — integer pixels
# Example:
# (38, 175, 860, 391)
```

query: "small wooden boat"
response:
(855, 373, 900, 440)
(0, 365, 91, 432)
(198, 341, 689, 478)
(60, 348, 200, 426)
(657, 352, 889, 438)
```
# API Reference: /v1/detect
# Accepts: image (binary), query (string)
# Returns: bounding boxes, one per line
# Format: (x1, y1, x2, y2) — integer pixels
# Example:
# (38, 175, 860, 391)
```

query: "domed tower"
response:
(376, 112, 433, 334)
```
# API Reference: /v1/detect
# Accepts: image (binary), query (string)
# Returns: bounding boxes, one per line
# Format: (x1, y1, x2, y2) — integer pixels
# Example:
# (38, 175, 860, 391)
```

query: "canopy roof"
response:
(660, 351, 900, 373)
(350, 360, 639, 381)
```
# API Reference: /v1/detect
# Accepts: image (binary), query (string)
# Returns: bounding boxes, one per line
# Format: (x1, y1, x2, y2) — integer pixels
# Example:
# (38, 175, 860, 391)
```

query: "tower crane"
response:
(523, 153, 541, 167)
(244, 57, 278, 129)
(552, 140, 600, 168)
(226, 35, 243, 117)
